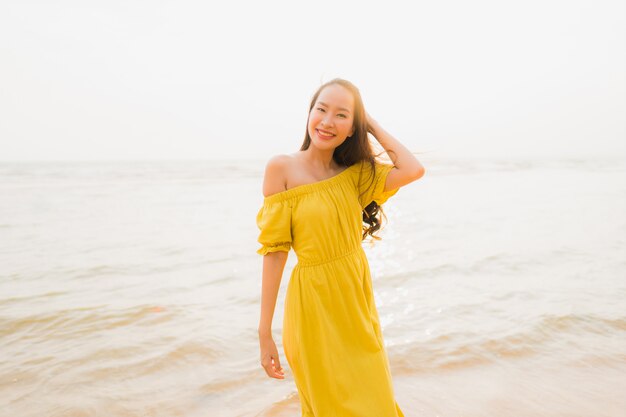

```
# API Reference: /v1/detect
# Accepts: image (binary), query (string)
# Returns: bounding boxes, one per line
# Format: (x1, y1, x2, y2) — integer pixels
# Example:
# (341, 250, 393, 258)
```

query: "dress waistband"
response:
(296, 245, 363, 267)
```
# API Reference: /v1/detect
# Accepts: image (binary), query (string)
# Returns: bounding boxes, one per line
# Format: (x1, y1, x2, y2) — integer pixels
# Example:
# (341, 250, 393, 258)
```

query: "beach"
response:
(1, 156, 625, 416)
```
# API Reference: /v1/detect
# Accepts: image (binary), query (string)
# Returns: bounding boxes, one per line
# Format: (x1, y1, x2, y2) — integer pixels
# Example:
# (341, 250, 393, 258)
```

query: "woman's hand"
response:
(365, 111, 377, 135)
(259, 333, 285, 379)
(364, 111, 425, 186)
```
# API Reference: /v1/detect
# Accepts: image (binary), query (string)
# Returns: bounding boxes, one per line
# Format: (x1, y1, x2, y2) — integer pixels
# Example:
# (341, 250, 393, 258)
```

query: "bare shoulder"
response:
(262, 154, 295, 198)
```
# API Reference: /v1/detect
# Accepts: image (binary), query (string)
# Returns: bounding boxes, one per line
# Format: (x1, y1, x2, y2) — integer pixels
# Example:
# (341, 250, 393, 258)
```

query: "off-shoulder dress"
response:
(256, 159, 404, 417)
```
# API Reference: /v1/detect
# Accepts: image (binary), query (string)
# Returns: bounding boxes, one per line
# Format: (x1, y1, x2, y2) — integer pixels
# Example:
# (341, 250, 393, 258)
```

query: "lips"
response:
(316, 129, 335, 139)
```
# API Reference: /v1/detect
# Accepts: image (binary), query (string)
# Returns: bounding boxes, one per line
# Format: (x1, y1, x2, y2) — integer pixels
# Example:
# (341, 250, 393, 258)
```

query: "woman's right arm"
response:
(259, 251, 289, 336)
(258, 155, 290, 379)
(258, 251, 288, 337)
(259, 251, 289, 379)
(258, 251, 288, 379)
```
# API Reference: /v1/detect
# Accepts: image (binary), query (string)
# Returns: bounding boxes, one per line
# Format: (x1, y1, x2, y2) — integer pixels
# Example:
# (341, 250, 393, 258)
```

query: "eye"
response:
(337, 114, 347, 118)
(316, 107, 325, 112)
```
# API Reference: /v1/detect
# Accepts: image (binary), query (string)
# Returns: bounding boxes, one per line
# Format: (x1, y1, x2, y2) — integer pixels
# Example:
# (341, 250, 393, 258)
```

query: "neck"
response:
(303, 145, 337, 169)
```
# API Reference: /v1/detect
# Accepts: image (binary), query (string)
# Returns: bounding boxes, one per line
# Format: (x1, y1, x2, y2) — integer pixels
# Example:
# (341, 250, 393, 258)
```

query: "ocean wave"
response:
(388, 313, 626, 373)
(0, 304, 178, 341)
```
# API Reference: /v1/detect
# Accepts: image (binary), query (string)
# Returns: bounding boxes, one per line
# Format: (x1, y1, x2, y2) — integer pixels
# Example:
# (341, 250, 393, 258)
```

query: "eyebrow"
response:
(318, 102, 352, 113)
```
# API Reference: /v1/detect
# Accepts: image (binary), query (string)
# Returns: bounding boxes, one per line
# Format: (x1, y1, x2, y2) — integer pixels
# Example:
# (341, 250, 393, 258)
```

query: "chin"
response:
(311, 140, 335, 149)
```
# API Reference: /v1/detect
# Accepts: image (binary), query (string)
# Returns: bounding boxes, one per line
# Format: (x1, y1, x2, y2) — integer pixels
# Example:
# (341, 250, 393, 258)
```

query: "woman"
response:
(256, 78, 425, 416)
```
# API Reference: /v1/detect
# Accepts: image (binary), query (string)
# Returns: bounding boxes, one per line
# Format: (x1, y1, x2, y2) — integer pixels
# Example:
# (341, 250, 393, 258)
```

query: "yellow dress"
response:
(256, 159, 405, 417)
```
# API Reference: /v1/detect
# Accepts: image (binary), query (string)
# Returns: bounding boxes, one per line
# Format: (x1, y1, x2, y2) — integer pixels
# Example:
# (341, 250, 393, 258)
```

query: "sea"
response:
(1, 155, 625, 417)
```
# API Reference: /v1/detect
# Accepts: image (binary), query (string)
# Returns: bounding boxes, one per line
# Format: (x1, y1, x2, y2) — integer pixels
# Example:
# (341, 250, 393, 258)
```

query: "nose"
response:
(320, 114, 334, 127)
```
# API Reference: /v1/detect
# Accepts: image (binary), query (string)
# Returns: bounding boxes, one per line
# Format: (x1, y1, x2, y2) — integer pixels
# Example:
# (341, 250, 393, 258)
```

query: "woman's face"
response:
(307, 84, 355, 151)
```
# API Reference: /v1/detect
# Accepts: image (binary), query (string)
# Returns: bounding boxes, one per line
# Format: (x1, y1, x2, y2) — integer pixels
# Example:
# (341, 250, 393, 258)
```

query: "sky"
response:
(0, 0, 624, 161)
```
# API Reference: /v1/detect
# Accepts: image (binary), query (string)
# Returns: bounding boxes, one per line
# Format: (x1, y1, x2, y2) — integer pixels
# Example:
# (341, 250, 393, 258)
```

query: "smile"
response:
(317, 129, 335, 138)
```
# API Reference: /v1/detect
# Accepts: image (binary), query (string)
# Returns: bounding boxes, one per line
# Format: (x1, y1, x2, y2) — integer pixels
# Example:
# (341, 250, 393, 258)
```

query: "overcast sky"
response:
(1, 0, 624, 162)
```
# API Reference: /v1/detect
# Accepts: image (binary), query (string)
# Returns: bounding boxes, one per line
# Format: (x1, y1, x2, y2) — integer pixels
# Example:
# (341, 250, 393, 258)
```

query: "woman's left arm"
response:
(367, 113, 426, 191)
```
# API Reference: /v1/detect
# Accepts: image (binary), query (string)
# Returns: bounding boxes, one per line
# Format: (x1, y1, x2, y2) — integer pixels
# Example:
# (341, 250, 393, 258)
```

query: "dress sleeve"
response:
(356, 160, 400, 209)
(255, 198, 292, 255)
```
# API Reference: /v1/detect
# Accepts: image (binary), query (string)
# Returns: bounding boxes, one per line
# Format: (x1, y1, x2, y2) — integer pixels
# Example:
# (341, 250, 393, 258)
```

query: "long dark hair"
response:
(299, 78, 396, 241)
